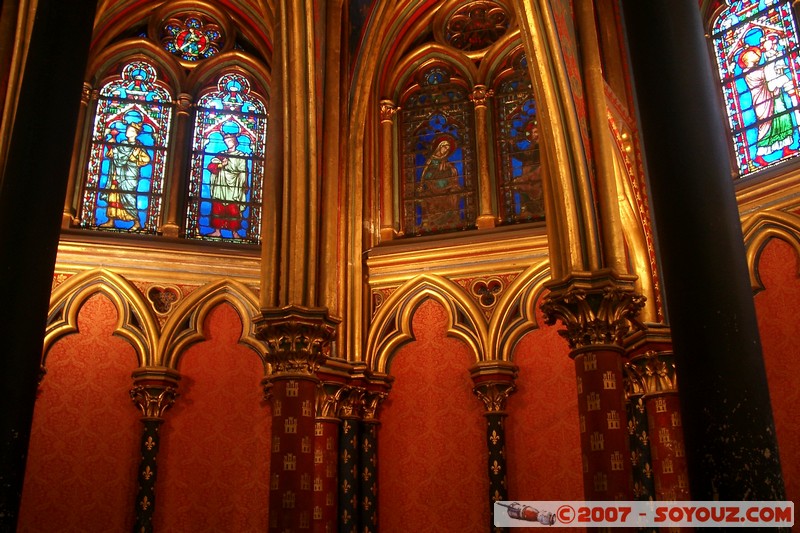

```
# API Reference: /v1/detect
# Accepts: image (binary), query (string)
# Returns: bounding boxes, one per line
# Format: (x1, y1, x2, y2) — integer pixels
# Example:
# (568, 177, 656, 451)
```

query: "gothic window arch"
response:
(72, 5, 269, 244)
(379, 1, 544, 241)
(398, 61, 478, 236)
(81, 59, 173, 233)
(491, 47, 544, 224)
(710, 0, 800, 177)
(186, 72, 267, 243)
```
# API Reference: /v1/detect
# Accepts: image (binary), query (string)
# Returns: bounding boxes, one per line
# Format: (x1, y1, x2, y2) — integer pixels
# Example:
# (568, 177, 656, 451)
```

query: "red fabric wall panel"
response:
(506, 297, 583, 503)
(378, 299, 488, 533)
(753, 237, 800, 507)
(18, 293, 140, 533)
(154, 303, 270, 533)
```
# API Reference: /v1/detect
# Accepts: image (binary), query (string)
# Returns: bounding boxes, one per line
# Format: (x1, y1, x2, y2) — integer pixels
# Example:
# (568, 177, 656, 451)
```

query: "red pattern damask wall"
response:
(506, 298, 583, 503)
(19, 293, 140, 533)
(753, 237, 800, 507)
(378, 299, 489, 533)
(155, 303, 271, 533)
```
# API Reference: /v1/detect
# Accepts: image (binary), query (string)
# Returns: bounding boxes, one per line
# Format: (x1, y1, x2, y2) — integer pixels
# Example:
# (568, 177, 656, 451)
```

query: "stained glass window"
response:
(711, 0, 800, 176)
(81, 61, 172, 233)
(161, 13, 223, 62)
(494, 51, 545, 224)
(186, 73, 267, 243)
(399, 65, 477, 235)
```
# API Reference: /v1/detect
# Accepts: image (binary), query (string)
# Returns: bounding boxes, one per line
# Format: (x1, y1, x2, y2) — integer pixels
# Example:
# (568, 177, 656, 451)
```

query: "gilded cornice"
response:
(55, 237, 261, 289)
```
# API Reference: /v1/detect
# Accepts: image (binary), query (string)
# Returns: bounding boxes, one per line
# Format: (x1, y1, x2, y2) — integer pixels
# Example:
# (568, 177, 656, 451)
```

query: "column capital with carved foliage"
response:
(541, 270, 646, 351)
(255, 306, 340, 379)
(625, 350, 678, 397)
(379, 99, 399, 123)
(470, 84, 494, 107)
(470, 362, 518, 413)
(130, 367, 180, 420)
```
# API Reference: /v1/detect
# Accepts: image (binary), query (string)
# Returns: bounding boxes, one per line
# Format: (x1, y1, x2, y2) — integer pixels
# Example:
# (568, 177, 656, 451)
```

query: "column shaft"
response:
(575, 348, 632, 500)
(313, 418, 339, 533)
(379, 100, 397, 241)
(622, 0, 785, 500)
(338, 416, 360, 533)
(269, 377, 317, 531)
(161, 93, 192, 237)
(62, 82, 93, 227)
(471, 85, 496, 229)
(0, 1, 96, 527)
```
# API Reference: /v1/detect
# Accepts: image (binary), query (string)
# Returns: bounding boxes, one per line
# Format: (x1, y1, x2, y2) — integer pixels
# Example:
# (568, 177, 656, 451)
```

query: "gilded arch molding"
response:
(45, 269, 159, 367)
(158, 278, 266, 370)
(742, 209, 800, 292)
(45, 269, 266, 372)
(366, 274, 487, 374)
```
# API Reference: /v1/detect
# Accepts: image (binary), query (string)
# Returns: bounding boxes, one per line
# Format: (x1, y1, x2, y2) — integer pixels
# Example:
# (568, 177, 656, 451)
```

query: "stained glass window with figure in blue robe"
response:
(186, 72, 267, 243)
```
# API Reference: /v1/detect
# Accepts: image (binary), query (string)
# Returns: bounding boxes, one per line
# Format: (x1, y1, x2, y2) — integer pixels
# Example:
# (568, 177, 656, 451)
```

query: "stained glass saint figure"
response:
(712, 0, 800, 176)
(186, 73, 266, 242)
(81, 61, 171, 233)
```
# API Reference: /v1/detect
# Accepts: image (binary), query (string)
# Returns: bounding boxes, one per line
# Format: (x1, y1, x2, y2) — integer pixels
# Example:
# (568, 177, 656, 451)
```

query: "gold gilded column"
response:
(574, 0, 627, 273)
(471, 85, 497, 230)
(129, 368, 180, 533)
(541, 271, 645, 501)
(161, 93, 192, 238)
(62, 82, 93, 227)
(379, 99, 398, 241)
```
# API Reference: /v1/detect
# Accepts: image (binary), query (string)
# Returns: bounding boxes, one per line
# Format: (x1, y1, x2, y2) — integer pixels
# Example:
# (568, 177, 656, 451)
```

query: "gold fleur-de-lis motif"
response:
(142, 465, 153, 480)
(343, 420, 351, 434)
(349, 435, 357, 448)
(342, 449, 351, 463)
(139, 496, 151, 510)
(341, 509, 351, 524)
(144, 436, 155, 451)
(362, 496, 372, 511)
(489, 430, 500, 445)
(640, 430, 649, 446)
(642, 462, 653, 478)
(492, 489, 502, 502)
(362, 437, 372, 453)
(362, 468, 372, 481)
(491, 460, 502, 475)
(342, 479, 351, 493)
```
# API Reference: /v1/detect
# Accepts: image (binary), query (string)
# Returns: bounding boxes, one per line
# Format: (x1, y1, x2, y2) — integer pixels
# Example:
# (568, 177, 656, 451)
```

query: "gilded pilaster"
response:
(541, 272, 645, 500)
(470, 85, 497, 229)
(129, 369, 180, 533)
(379, 100, 398, 241)
(161, 93, 192, 238)
(62, 82, 93, 228)
(471, 362, 517, 533)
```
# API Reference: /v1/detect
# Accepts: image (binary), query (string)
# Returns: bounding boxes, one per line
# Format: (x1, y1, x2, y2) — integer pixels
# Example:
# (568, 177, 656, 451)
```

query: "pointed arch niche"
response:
(377, 298, 488, 533)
